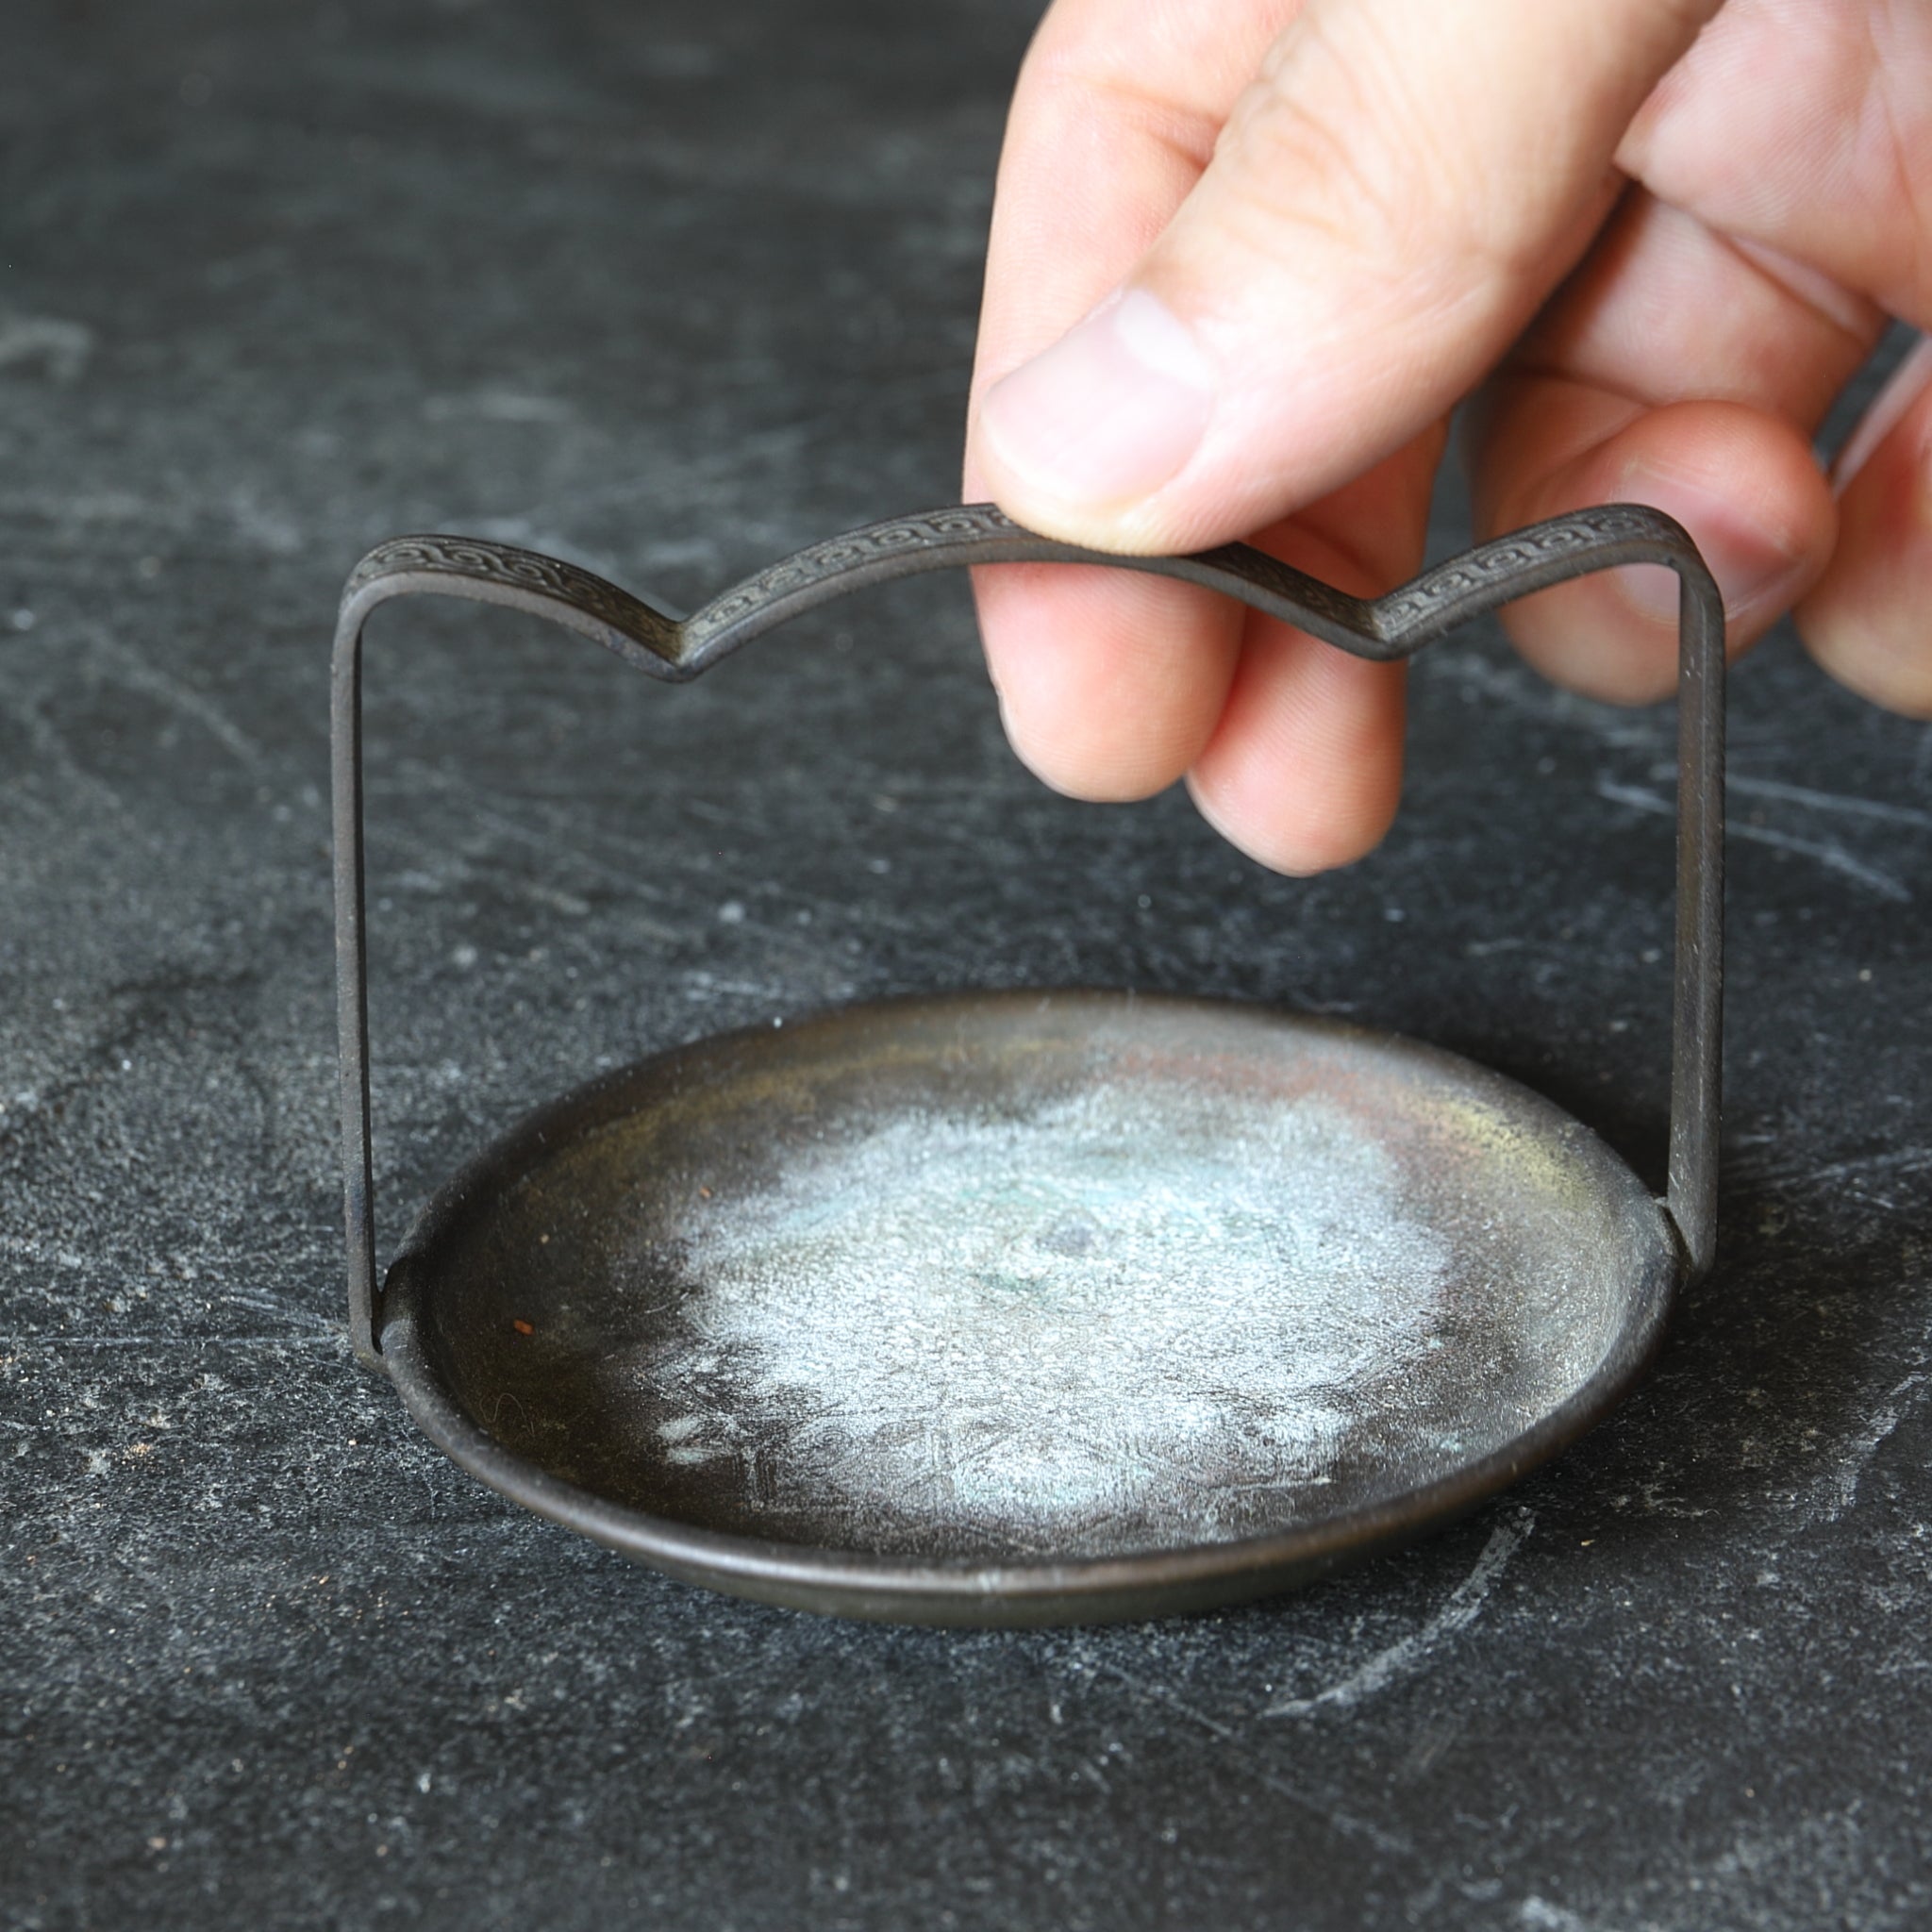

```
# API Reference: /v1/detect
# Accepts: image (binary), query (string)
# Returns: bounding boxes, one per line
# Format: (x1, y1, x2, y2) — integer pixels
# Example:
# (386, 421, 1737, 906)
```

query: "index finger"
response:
(968, 0, 1300, 409)
(964, 0, 1306, 812)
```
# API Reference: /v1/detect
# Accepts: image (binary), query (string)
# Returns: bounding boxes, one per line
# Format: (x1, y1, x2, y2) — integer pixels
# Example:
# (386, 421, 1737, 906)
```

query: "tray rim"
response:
(376, 988, 1684, 1625)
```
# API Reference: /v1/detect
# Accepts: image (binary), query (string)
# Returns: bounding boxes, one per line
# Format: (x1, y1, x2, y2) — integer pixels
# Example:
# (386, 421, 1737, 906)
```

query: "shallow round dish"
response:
(379, 991, 1678, 1624)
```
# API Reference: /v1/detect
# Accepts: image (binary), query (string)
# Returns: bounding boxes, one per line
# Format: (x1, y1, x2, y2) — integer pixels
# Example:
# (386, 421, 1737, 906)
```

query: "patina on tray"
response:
(397, 994, 1669, 1570)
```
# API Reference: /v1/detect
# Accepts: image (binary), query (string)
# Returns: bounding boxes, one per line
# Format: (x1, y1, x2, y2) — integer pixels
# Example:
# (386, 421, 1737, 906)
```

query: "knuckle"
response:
(1210, 8, 1557, 286)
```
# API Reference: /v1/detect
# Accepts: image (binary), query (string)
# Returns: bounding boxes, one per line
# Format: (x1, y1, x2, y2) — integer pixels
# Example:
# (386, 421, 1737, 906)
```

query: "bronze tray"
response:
(331, 504, 1723, 1625)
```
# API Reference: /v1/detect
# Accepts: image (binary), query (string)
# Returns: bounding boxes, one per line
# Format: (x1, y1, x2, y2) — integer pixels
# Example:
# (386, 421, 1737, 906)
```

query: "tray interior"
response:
(392, 993, 1673, 1564)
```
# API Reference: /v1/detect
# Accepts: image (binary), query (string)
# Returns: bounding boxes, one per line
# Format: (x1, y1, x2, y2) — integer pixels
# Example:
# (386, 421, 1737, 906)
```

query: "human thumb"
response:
(974, 0, 1721, 554)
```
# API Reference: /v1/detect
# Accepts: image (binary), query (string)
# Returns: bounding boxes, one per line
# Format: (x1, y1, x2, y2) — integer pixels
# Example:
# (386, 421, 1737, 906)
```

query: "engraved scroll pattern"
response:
(684, 505, 1382, 658)
(344, 504, 1694, 681)
(1376, 506, 1677, 642)
(347, 535, 683, 662)
(686, 507, 1031, 648)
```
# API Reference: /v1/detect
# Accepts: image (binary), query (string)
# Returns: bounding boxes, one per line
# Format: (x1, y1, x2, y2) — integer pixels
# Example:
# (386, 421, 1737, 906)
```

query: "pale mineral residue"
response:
(643, 1080, 1453, 1546)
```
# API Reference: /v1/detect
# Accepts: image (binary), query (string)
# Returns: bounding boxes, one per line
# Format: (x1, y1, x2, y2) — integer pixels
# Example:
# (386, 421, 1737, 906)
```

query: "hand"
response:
(962, 0, 1932, 874)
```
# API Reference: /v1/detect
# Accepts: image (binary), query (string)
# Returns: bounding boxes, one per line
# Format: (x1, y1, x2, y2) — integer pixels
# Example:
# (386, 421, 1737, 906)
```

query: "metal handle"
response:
(333, 503, 1724, 1367)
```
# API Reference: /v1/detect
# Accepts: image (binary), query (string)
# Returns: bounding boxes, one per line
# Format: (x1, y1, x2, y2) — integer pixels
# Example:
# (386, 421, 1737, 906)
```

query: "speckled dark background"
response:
(3, 4, 1928, 1926)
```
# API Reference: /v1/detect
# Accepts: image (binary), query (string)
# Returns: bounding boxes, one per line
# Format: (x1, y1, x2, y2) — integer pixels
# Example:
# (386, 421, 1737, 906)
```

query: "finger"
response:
(1188, 424, 1443, 874)
(974, 0, 1719, 554)
(1615, 2, 1932, 331)
(972, 432, 1435, 812)
(968, 0, 1295, 408)
(1471, 191, 1868, 700)
(1797, 334, 1932, 717)
(1477, 394, 1835, 703)
(975, 563, 1244, 802)
(966, 0, 1301, 802)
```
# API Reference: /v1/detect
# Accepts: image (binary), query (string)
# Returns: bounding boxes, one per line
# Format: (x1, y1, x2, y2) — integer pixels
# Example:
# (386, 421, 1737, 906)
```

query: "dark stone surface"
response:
(2, 3, 1927, 1925)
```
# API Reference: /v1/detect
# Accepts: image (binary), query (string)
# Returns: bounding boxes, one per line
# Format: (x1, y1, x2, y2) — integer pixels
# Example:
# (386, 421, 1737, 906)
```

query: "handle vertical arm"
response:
(1668, 560, 1724, 1278)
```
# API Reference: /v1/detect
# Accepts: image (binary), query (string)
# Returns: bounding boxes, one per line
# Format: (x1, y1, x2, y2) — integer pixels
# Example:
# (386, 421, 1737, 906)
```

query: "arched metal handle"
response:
(333, 503, 1724, 1367)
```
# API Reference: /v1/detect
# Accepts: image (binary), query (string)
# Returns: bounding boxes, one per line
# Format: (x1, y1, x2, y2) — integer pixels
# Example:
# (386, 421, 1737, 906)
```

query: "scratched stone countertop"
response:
(2, 3, 1928, 1928)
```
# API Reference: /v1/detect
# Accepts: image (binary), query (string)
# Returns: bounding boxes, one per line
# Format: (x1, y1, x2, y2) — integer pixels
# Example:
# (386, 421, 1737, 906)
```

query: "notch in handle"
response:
(332, 504, 1723, 1368)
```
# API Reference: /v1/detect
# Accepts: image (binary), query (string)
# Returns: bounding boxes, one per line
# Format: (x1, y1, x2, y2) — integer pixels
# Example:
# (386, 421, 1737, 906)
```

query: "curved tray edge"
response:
(376, 990, 1683, 1626)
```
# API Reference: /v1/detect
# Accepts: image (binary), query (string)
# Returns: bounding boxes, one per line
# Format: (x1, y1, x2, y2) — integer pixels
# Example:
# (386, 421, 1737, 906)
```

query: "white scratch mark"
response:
(1724, 773, 1932, 833)
(1, 1334, 341, 1350)
(1266, 1510, 1534, 1718)
(1804, 1145, 1932, 1183)
(1599, 781, 1911, 902)
(1424, 651, 1665, 749)
(1826, 1372, 1928, 1522)
(226, 489, 303, 556)
(0, 311, 94, 382)
(423, 391, 573, 425)
(1740, 1143, 1932, 1205)
(82, 625, 267, 773)
(1098, 1665, 1413, 1856)
(0, 685, 152, 834)
(1518, 1898, 1597, 1931)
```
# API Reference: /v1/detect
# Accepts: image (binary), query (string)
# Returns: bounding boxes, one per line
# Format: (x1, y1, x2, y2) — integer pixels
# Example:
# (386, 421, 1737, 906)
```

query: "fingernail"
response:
(1615, 467, 1811, 626)
(978, 288, 1214, 516)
